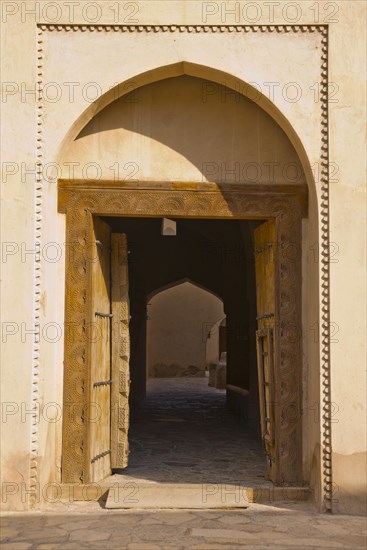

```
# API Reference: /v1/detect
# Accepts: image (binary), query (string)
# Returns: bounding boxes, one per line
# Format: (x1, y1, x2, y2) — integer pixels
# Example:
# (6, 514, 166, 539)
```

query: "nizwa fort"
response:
(1, 1, 366, 548)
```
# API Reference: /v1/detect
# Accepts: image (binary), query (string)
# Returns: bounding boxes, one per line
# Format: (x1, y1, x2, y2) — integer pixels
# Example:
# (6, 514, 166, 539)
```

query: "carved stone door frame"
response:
(59, 180, 307, 486)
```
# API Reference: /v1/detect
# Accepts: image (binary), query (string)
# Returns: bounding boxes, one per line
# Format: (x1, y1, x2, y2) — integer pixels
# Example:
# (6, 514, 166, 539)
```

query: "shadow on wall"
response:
(147, 281, 224, 377)
(63, 75, 306, 184)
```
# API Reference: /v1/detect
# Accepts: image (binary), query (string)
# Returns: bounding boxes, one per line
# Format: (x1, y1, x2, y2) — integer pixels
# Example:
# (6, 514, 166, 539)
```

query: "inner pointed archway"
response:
(147, 280, 225, 378)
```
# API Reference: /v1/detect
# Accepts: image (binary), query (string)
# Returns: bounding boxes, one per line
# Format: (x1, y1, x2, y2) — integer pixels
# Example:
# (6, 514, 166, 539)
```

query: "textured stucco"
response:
(1, 1, 366, 514)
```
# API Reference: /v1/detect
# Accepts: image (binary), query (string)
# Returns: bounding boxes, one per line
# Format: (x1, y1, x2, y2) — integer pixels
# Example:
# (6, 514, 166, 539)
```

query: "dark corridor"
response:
(103, 216, 264, 429)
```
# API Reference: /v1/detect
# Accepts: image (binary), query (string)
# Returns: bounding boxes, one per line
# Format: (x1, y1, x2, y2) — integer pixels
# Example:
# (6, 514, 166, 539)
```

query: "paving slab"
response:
(1, 381, 365, 549)
(105, 482, 250, 509)
(2, 504, 366, 549)
(103, 379, 307, 509)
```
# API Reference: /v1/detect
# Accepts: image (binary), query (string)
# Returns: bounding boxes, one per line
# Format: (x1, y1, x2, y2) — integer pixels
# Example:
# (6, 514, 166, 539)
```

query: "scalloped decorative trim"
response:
(38, 23, 325, 33)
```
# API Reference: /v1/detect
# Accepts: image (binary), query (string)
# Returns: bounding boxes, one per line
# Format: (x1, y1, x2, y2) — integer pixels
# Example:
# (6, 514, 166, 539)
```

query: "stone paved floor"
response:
(110, 377, 267, 486)
(2, 504, 366, 549)
(2, 379, 366, 549)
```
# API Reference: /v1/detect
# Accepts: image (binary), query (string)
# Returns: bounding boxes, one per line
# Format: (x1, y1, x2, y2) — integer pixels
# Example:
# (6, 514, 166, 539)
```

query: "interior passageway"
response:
(114, 378, 266, 485)
(101, 216, 267, 485)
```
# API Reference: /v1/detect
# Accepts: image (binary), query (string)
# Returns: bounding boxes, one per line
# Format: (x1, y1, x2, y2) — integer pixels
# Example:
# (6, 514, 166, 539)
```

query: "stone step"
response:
(104, 482, 310, 509)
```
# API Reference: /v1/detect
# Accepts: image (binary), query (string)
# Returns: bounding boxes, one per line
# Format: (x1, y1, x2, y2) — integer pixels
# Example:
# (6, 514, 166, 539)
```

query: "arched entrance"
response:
(147, 280, 225, 378)
(58, 71, 309, 495)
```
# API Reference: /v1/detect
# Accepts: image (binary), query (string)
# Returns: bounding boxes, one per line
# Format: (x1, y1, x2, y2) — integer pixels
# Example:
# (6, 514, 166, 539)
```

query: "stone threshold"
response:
(59, 482, 310, 508)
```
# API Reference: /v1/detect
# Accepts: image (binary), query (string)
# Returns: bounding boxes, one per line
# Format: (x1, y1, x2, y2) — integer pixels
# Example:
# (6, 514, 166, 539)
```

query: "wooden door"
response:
(110, 233, 130, 469)
(87, 216, 112, 482)
(254, 219, 277, 480)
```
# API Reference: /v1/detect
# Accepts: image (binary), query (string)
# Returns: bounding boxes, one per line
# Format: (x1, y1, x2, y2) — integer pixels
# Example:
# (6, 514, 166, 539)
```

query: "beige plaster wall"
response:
(62, 75, 305, 184)
(327, 5, 367, 515)
(147, 282, 224, 377)
(206, 317, 226, 366)
(1, 1, 365, 514)
(1, 13, 38, 511)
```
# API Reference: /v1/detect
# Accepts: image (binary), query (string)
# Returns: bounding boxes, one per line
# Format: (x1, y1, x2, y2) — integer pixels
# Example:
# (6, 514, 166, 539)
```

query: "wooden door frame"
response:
(59, 180, 307, 485)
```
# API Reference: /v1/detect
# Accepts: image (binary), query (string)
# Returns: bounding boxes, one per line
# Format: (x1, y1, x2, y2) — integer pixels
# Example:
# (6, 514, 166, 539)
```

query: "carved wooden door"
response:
(254, 219, 277, 480)
(110, 233, 130, 469)
(88, 216, 112, 482)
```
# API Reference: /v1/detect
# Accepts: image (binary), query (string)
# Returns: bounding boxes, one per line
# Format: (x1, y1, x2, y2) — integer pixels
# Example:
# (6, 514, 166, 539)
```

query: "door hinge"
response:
(95, 312, 113, 318)
(95, 240, 111, 252)
(255, 242, 273, 256)
(256, 313, 274, 320)
(93, 380, 112, 388)
(91, 450, 111, 464)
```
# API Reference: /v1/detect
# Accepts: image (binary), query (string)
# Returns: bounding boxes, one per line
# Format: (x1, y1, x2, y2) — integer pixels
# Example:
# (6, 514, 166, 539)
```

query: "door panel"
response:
(111, 233, 130, 469)
(88, 216, 112, 482)
(254, 219, 276, 480)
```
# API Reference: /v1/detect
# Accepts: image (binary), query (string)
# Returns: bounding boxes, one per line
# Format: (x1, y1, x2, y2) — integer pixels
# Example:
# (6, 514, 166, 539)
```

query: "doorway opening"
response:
(60, 182, 306, 490)
(96, 215, 269, 487)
